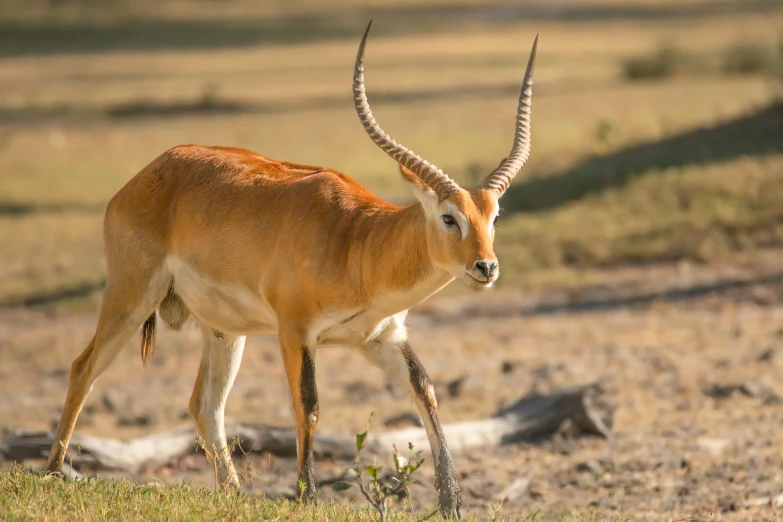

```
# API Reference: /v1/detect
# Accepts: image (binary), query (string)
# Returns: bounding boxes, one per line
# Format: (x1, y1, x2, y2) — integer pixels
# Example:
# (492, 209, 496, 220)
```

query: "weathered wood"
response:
(0, 384, 611, 473)
(374, 383, 611, 453)
(0, 424, 357, 474)
(494, 475, 532, 502)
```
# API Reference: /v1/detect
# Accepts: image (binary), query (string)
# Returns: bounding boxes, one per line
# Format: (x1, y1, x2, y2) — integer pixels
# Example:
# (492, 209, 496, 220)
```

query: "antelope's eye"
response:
(441, 214, 457, 227)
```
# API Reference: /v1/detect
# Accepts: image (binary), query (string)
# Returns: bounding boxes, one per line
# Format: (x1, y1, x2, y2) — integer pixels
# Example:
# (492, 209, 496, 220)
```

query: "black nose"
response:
(474, 260, 498, 278)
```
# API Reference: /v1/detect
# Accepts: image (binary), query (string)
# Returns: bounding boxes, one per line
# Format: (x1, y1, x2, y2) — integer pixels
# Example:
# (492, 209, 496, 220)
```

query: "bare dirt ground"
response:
(3, 250, 783, 520)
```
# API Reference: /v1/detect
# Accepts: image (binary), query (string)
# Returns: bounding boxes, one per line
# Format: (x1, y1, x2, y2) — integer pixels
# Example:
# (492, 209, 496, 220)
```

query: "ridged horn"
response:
(482, 35, 538, 195)
(353, 20, 460, 200)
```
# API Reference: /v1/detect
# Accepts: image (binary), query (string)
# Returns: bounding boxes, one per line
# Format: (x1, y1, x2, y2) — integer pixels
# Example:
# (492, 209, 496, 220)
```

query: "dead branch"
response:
(0, 383, 611, 473)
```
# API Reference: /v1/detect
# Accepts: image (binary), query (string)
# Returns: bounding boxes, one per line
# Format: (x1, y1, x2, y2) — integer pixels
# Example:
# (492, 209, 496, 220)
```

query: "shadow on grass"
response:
(524, 271, 783, 315)
(10, 265, 781, 311)
(502, 100, 783, 214)
(2, 78, 579, 124)
(422, 270, 783, 322)
(0, 280, 106, 309)
(108, 80, 538, 118)
(0, 0, 780, 58)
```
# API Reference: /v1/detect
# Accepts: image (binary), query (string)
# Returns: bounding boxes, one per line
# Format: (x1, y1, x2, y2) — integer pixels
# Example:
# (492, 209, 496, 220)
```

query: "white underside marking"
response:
(166, 257, 278, 335)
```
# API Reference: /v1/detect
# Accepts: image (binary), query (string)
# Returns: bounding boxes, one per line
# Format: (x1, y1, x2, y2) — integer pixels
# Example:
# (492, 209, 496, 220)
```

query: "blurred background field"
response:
(0, 0, 781, 309)
(2, 1, 783, 520)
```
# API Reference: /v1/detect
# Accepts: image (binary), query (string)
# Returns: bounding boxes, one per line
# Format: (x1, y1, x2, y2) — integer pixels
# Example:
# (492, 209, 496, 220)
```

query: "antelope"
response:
(46, 21, 537, 518)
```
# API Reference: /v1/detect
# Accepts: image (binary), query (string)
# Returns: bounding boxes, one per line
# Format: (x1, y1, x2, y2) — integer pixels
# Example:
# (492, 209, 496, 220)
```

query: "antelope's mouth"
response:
(465, 273, 495, 291)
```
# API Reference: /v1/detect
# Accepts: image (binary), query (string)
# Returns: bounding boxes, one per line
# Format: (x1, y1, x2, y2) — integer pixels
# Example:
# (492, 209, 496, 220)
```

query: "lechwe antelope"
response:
(47, 22, 537, 517)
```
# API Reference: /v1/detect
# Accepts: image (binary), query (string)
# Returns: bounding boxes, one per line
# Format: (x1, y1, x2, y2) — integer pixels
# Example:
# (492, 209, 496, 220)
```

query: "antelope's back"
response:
(103, 144, 398, 295)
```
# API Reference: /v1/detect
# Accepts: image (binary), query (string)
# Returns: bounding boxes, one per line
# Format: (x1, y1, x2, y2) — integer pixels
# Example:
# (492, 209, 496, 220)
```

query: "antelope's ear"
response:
(398, 164, 438, 213)
(398, 164, 430, 190)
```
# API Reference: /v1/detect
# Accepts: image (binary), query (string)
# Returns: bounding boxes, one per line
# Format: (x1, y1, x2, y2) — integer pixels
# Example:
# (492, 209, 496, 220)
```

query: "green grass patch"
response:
(0, 465, 620, 522)
(0, 465, 406, 522)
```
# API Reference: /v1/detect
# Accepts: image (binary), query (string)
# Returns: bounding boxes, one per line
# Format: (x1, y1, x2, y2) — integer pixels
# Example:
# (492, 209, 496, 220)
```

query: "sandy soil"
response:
(2, 252, 783, 520)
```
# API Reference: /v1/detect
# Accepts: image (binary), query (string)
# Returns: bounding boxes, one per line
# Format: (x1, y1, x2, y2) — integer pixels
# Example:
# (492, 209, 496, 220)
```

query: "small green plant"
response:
(332, 414, 427, 522)
(594, 119, 620, 151)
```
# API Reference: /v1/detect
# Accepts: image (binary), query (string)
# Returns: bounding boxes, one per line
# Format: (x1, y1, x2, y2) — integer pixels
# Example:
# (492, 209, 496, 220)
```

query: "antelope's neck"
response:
(359, 203, 451, 307)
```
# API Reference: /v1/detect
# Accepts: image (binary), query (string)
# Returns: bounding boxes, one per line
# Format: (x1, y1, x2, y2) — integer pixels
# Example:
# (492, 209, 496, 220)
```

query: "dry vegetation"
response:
(2, 0, 783, 520)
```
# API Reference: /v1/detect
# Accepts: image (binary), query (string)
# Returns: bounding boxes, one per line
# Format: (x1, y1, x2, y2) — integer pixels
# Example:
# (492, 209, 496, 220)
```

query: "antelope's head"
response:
(353, 21, 537, 291)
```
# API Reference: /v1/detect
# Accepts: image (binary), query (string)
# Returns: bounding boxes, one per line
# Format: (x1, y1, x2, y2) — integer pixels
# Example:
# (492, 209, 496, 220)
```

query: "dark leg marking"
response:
(299, 346, 319, 500)
(401, 341, 462, 518)
(401, 342, 432, 404)
(300, 347, 319, 417)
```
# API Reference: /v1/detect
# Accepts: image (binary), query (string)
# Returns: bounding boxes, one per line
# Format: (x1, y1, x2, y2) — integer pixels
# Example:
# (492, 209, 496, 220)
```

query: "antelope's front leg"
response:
(361, 328, 462, 518)
(400, 341, 462, 518)
(279, 330, 319, 501)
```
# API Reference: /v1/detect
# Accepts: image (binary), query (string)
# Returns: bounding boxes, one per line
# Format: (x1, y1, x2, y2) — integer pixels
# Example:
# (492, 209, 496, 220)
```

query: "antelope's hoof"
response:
(43, 469, 65, 480)
(220, 481, 242, 496)
(438, 497, 462, 520)
(436, 471, 462, 519)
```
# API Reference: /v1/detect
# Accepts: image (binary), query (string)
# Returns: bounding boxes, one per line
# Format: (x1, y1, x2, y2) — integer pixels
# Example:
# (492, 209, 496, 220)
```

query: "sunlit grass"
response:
(0, 465, 629, 522)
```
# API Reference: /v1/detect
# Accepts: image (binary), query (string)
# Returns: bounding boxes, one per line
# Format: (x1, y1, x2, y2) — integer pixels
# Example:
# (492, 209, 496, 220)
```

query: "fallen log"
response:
(1, 383, 611, 473)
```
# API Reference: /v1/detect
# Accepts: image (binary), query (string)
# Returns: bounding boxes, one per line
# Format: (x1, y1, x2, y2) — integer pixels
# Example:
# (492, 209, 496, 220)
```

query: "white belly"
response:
(165, 257, 278, 335)
(165, 257, 453, 345)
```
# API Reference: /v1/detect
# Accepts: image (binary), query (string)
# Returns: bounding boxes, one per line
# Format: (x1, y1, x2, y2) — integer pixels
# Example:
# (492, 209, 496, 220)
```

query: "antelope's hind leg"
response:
(46, 268, 170, 474)
(188, 327, 246, 490)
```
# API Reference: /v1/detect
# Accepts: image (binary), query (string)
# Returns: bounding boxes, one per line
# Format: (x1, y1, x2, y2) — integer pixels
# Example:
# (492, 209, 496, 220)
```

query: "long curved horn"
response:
(483, 35, 538, 195)
(353, 21, 460, 200)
